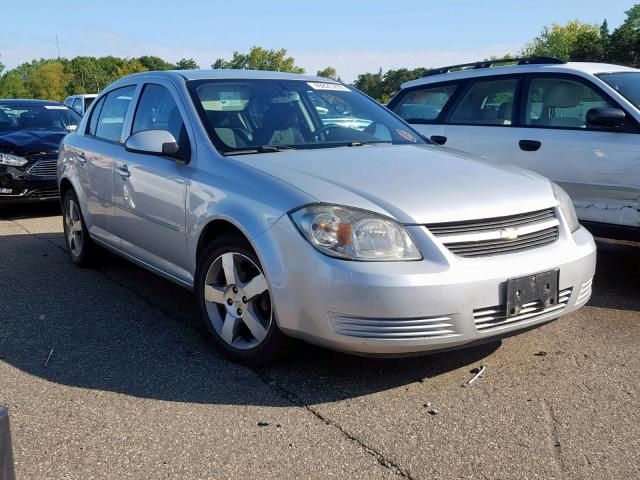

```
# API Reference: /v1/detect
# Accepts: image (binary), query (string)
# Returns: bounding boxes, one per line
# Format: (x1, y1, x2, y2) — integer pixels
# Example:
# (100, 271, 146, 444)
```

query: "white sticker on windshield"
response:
(307, 82, 350, 92)
(44, 105, 67, 110)
(219, 91, 242, 108)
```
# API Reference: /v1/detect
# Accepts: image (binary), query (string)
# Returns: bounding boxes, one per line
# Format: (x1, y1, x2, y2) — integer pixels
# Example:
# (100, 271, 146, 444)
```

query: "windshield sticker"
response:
(219, 91, 242, 108)
(44, 105, 67, 110)
(307, 82, 350, 92)
(396, 129, 417, 143)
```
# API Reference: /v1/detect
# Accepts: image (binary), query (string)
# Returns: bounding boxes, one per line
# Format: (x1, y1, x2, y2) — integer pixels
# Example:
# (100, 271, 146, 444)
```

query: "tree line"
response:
(1, 4, 639, 103)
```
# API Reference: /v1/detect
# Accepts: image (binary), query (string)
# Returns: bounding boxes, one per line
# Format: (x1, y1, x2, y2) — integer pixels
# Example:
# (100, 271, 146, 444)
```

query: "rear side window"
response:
(94, 85, 136, 143)
(525, 78, 612, 129)
(392, 84, 457, 122)
(449, 78, 517, 126)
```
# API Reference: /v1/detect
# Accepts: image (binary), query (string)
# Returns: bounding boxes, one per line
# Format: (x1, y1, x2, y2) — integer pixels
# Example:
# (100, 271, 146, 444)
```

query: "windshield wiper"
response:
(223, 145, 299, 156)
(347, 141, 392, 147)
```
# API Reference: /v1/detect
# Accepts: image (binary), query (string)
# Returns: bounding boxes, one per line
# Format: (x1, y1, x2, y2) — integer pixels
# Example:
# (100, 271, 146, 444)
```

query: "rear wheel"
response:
(62, 190, 98, 267)
(195, 234, 288, 365)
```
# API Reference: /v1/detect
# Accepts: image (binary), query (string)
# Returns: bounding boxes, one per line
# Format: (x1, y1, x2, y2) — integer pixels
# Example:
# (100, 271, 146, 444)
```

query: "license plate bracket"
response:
(506, 270, 559, 318)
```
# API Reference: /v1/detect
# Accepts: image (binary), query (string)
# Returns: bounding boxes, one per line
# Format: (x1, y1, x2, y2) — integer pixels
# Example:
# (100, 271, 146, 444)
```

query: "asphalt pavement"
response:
(1, 203, 638, 480)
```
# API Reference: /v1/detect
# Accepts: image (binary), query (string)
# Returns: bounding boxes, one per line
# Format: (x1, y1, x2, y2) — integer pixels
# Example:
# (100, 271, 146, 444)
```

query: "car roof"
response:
(0, 99, 66, 106)
(116, 69, 336, 84)
(401, 62, 640, 89)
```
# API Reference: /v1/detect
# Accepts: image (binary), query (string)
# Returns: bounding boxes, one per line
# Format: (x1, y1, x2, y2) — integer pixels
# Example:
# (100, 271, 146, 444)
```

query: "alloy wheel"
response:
(203, 252, 272, 349)
(65, 199, 84, 257)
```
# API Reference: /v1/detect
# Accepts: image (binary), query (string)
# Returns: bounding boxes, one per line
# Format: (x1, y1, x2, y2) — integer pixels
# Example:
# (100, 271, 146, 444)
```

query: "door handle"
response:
(519, 139, 542, 152)
(430, 135, 447, 145)
(116, 165, 131, 178)
(77, 152, 86, 165)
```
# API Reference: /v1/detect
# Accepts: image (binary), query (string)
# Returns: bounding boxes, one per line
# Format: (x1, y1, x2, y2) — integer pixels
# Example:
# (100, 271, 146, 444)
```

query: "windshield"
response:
(188, 79, 425, 154)
(0, 103, 81, 133)
(598, 72, 640, 109)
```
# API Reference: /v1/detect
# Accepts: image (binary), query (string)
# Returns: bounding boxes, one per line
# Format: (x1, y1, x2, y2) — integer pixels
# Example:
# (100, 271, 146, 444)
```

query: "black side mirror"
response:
(586, 107, 626, 129)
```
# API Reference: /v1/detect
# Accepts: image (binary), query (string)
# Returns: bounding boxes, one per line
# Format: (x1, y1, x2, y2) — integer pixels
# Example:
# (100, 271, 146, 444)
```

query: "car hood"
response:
(235, 144, 557, 224)
(0, 130, 67, 156)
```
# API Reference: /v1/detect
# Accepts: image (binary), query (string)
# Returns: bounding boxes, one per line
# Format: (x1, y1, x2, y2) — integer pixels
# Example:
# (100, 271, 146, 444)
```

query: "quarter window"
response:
(94, 86, 136, 143)
(525, 78, 611, 129)
(72, 98, 82, 114)
(392, 84, 458, 122)
(449, 79, 517, 125)
(87, 96, 105, 136)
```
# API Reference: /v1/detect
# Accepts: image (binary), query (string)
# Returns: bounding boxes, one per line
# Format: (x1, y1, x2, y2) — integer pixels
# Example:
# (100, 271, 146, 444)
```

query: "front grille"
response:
(29, 188, 59, 199)
(27, 159, 58, 176)
(329, 314, 459, 340)
(427, 208, 559, 257)
(473, 287, 572, 332)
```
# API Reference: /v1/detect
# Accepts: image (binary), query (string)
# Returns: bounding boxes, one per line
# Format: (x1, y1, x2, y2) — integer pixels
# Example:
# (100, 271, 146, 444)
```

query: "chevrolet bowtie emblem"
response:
(500, 228, 519, 240)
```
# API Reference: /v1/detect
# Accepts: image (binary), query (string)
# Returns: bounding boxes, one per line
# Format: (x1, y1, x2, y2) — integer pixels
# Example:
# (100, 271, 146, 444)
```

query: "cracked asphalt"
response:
(1, 203, 639, 480)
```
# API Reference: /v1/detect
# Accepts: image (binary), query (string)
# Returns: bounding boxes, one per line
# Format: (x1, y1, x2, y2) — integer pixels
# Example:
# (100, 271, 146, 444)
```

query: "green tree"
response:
(212, 46, 304, 73)
(353, 67, 425, 103)
(0, 60, 4, 76)
(316, 67, 340, 81)
(175, 58, 200, 70)
(25, 61, 70, 101)
(353, 69, 385, 101)
(522, 20, 605, 61)
(0, 70, 28, 98)
(609, 5, 640, 67)
(137, 55, 175, 71)
(115, 58, 148, 78)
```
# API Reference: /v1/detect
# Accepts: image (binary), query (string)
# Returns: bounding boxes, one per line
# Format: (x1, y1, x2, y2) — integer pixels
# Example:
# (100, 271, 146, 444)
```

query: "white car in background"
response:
(64, 94, 98, 116)
(389, 57, 640, 240)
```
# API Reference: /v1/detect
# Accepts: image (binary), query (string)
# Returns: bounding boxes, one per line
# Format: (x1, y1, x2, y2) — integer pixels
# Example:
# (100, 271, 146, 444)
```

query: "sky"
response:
(0, 0, 634, 82)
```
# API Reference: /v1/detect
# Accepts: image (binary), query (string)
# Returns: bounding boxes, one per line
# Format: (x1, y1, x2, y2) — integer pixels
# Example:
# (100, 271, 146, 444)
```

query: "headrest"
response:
(544, 82, 583, 108)
(207, 110, 245, 129)
(498, 102, 513, 120)
(263, 103, 299, 129)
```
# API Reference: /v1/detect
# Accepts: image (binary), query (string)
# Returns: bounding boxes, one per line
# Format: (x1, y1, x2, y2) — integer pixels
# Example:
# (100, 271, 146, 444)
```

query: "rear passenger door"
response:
(77, 85, 136, 246)
(439, 77, 518, 161)
(510, 74, 640, 228)
(391, 77, 518, 162)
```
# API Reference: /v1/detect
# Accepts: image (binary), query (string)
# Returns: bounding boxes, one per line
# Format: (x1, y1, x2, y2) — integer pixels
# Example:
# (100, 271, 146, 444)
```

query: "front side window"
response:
(132, 83, 190, 157)
(188, 79, 425, 154)
(94, 85, 136, 143)
(0, 103, 81, 133)
(525, 77, 611, 129)
(597, 72, 640, 109)
(449, 78, 517, 126)
(392, 84, 458, 122)
(72, 98, 83, 114)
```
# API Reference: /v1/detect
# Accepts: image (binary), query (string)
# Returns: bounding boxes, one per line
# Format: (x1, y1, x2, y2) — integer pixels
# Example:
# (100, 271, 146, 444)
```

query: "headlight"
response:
(290, 204, 422, 261)
(551, 182, 580, 233)
(0, 153, 28, 167)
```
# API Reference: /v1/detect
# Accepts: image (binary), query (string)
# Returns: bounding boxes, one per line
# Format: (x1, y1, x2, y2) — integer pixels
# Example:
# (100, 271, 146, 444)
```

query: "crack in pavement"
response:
(542, 399, 566, 479)
(4, 216, 413, 479)
(254, 369, 416, 480)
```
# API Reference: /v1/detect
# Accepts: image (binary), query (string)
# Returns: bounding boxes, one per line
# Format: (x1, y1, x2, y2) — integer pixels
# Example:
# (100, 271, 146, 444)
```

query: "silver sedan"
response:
(58, 70, 596, 364)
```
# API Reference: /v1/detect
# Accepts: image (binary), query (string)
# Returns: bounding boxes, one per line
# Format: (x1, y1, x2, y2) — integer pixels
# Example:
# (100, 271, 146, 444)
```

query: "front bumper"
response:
(0, 165, 58, 203)
(255, 216, 597, 356)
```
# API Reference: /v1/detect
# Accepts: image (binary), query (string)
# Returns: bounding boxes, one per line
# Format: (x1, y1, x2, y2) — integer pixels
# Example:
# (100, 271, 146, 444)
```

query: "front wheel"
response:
(195, 235, 289, 365)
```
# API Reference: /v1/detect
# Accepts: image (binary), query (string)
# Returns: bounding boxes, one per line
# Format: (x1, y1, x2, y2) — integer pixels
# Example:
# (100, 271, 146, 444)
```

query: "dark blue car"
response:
(0, 99, 81, 203)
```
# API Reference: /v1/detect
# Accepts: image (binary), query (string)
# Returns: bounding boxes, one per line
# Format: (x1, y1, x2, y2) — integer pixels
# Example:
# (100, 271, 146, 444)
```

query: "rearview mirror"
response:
(125, 130, 183, 161)
(586, 107, 625, 129)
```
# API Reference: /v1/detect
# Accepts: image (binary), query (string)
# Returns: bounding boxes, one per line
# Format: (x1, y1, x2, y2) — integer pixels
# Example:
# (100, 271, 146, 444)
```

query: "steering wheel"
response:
(310, 124, 344, 141)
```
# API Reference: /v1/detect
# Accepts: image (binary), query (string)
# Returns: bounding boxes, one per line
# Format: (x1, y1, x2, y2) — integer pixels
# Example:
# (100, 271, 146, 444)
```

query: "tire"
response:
(195, 234, 289, 366)
(62, 189, 98, 267)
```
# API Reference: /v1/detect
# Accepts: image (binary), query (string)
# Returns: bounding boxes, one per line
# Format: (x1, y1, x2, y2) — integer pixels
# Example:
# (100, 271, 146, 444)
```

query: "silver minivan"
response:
(58, 70, 596, 364)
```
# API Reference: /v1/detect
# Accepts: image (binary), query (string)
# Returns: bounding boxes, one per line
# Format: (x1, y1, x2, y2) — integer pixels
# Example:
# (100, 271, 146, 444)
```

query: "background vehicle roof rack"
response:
(421, 57, 566, 77)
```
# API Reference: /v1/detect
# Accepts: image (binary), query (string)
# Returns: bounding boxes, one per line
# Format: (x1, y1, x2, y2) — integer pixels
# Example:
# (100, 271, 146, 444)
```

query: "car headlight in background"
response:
(0, 153, 28, 167)
(551, 182, 580, 233)
(290, 204, 422, 261)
